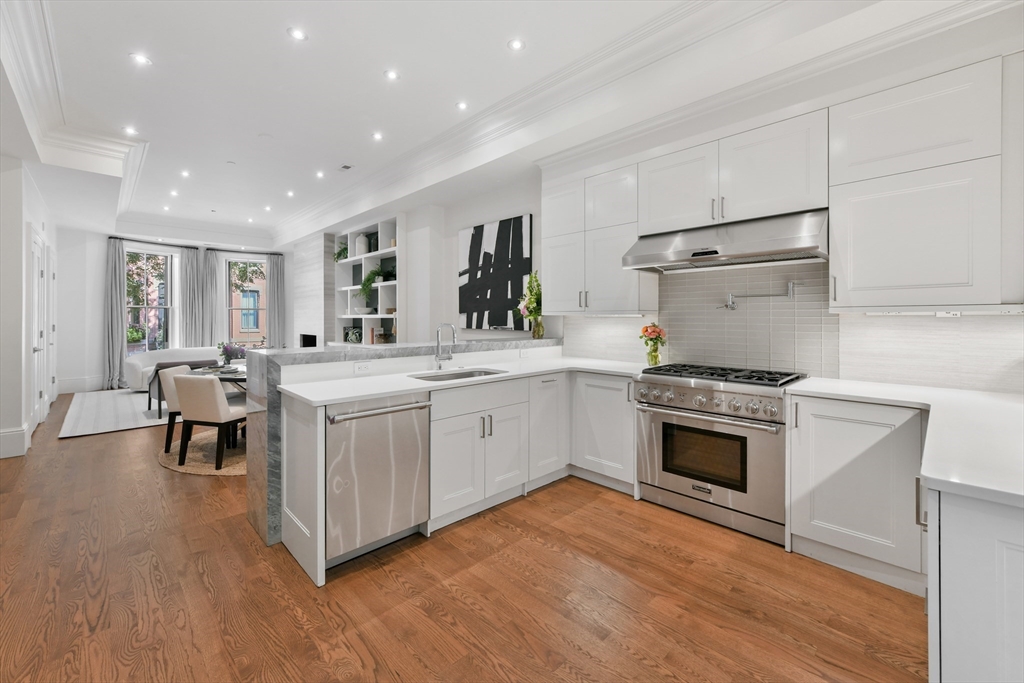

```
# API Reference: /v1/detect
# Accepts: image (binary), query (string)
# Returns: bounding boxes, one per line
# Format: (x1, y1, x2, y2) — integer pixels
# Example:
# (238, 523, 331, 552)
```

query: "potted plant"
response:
(639, 323, 667, 366)
(333, 243, 348, 262)
(515, 271, 544, 339)
(217, 342, 246, 366)
(360, 265, 383, 302)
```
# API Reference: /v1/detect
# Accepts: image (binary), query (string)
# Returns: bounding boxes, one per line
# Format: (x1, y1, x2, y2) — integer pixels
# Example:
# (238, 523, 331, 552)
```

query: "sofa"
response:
(125, 347, 222, 391)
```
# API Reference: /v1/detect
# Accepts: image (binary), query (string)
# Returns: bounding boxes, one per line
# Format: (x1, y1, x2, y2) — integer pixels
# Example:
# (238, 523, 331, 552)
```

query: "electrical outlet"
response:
(354, 361, 372, 375)
(936, 311, 961, 318)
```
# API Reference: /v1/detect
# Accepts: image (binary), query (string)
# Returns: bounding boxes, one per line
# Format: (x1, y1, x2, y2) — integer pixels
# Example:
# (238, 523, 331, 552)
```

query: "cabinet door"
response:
(830, 157, 1001, 308)
(585, 223, 646, 314)
(939, 493, 1024, 683)
(830, 58, 1001, 186)
(573, 373, 634, 484)
(718, 109, 828, 222)
(529, 374, 570, 480)
(638, 141, 719, 236)
(585, 165, 638, 230)
(430, 412, 487, 518)
(542, 179, 585, 239)
(484, 402, 530, 498)
(790, 396, 922, 571)
(541, 233, 586, 314)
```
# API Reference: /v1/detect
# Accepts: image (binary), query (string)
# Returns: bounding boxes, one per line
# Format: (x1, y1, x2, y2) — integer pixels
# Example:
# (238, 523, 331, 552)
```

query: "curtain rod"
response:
(110, 235, 282, 256)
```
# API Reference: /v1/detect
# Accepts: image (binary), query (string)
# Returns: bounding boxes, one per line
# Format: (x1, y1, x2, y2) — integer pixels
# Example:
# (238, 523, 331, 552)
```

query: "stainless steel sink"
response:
(409, 368, 507, 382)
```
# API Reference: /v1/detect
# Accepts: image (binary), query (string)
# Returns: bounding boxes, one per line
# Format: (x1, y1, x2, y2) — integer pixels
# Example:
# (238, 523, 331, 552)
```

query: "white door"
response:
(829, 58, 1001, 186)
(31, 238, 45, 426)
(939, 492, 1024, 683)
(541, 232, 586, 314)
(584, 223, 641, 314)
(484, 402, 530, 498)
(542, 179, 585, 239)
(430, 412, 487, 518)
(790, 396, 922, 571)
(638, 141, 719, 235)
(45, 246, 55, 410)
(718, 109, 828, 222)
(573, 373, 634, 484)
(830, 156, 1002, 308)
(585, 165, 638, 230)
(529, 374, 569, 480)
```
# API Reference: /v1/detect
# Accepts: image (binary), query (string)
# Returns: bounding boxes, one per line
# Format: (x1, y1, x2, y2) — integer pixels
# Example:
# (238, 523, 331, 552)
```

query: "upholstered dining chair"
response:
(173, 375, 247, 470)
(158, 365, 192, 454)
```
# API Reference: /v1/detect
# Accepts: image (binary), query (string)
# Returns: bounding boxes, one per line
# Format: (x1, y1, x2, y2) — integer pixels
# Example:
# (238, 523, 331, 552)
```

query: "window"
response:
(126, 251, 171, 356)
(227, 259, 267, 347)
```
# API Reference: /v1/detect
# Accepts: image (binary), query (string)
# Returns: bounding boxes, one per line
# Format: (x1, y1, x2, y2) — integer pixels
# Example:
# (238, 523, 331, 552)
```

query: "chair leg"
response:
(164, 411, 178, 454)
(215, 425, 226, 470)
(231, 423, 239, 448)
(178, 422, 193, 466)
(241, 423, 246, 439)
(148, 394, 153, 410)
(158, 383, 164, 419)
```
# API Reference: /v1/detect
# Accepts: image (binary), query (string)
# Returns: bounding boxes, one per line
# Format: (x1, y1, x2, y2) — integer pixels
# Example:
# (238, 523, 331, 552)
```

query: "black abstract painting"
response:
(458, 214, 532, 330)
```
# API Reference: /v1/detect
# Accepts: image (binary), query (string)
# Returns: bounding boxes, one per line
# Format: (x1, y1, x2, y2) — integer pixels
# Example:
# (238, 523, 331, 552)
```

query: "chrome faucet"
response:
(435, 323, 457, 370)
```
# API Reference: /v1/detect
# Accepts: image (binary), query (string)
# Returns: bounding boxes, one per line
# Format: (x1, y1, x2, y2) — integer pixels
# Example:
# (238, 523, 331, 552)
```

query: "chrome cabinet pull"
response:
(794, 402, 799, 428)
(637, 405, 779, 434)
(328, 402, 432, 424)
(915, 476, 928, 530)
(832, 275, 837, 302)
(487, 414, 493, 436)
(627, 382, 633, 403)
(541, 378, 557, 384)
(578, 291, 583, 309)
(585, 291, 589, 308)
(711, 197, 715, 220)
(720, 196, 725, 219)
(480, 415, 486, 439)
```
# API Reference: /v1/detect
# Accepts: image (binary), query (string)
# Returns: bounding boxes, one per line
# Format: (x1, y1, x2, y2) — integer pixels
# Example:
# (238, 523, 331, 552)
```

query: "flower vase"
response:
(531, 317, 544, 340)
(646, 345, 661, 367)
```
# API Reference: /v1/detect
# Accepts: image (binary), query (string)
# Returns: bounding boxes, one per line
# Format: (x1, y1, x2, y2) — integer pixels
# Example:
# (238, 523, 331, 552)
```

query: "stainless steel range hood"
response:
(622, 210, 828, 272)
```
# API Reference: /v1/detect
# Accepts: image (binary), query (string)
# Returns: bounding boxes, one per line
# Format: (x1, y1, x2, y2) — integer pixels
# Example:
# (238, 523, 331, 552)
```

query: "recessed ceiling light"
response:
(287, 191, 294, 197)
(507, 38, 525, 51)
(248, 218, 253, 223)
(241, 246, 246, 250)
(170, 190, 178, 196)
(157, 238, 164, 242)
(456, 101, 468, 111)
(372, 132, 383, 141)
(287, 27, 308, 41)
(122, 126, 138, 135)
(181, 170, 190, 177)
(316, 171, 324, 178)
(384, 69, 399, 81)
(265, 206, 271, 211)
(163, 206, 169, 211)
(130, 53, 152, 65)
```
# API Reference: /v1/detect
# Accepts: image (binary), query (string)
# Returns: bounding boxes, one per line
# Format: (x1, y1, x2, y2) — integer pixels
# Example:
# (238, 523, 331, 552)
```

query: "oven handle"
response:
(636, 405, 780, 434)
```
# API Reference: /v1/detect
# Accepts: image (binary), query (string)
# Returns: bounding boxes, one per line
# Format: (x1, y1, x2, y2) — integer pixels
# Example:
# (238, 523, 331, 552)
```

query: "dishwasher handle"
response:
(328, 401, 432, 424)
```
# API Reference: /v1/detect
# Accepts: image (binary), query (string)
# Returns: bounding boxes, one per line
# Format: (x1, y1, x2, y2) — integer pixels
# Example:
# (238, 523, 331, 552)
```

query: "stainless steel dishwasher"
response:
(324, 392, 430, 562)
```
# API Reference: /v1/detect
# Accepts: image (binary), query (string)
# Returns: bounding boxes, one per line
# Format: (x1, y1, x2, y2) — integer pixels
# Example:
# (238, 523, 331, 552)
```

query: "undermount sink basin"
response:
(410, 368, 507, 382)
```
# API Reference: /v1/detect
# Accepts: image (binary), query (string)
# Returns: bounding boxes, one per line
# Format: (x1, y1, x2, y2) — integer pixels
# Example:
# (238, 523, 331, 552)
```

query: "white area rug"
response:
(59, 389, 166, 438)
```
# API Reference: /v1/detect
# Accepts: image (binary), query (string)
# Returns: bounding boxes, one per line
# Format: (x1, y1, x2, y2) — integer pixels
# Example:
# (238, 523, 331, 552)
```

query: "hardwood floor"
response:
(1, 394, 927, 682)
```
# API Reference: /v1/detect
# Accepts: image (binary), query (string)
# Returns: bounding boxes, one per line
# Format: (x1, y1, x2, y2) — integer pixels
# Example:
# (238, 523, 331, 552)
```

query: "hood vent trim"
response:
(622, 210, 828, 273)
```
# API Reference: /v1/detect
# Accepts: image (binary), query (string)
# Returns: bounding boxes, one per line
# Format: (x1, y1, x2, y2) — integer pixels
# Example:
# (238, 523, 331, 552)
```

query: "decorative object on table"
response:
(333, 243, 348, 262)
(640, 323, 667, 366)
(390, 238, 397, 248)
(354, 307, 375, 315)
(368, 233, 379, 253)
(385, 307, 397, 314)
(217, 342, 246, 365)
(369, 327, 375, 344)
(344, 327, 362, 344)
(514, 270, 544, 339)
(458, 214, 532, 330)
(354, 233, 368, 257)
(374, 332, 390, 345)
(360, 265, 383, 301)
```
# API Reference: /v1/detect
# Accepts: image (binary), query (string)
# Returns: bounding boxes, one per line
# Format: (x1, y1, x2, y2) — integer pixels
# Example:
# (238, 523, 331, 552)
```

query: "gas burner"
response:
(642, 363, 804, 388)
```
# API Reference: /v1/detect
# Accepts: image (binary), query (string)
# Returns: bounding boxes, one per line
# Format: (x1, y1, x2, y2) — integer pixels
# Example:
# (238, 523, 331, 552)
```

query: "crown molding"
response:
(117, 141, 148, 215)
(117, 211, 274, 249)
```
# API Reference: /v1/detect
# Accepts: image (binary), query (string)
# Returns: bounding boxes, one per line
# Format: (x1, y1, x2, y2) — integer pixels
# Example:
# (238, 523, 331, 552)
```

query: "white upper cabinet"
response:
(541, 179, 585, 239)
(541, 232, 586, 314)
(585, 223, 643, 314)
(638, 141, 719, 236)
(585, 165, 638, 230)
(718, 109, 828, 223)
(830, 58, 1002, 186)
(830, 156, 1002, 308)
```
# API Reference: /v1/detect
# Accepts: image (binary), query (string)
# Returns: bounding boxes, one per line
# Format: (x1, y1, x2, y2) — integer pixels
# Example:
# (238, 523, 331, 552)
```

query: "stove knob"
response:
(746, 401, 760, 415)
(763, 403, 778, 418)
(713, 397, 724, 408)
(664, 391, 675, 403)
(728, 398, 742, 412)
(651, 389, 661, 401)
(693, 394, 707, 408)
(637, 388, 648, 401)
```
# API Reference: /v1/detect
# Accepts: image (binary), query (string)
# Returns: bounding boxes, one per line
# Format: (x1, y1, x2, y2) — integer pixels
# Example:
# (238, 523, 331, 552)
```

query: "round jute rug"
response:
(160, 429, 247, 476)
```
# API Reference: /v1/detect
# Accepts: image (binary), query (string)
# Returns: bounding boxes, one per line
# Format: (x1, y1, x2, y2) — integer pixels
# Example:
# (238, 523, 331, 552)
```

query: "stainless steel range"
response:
(634, 363, 805, 545)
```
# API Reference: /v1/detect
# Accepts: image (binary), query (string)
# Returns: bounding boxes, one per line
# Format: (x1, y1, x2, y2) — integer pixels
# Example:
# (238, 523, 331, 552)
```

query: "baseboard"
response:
(792, 535, 927, 597)
(0, 424, 29, 458)
(425, 486, 524, 534)
(525, 466, 570, 493)
(567, 465, 635, 496)
(58, 375, 104, 395)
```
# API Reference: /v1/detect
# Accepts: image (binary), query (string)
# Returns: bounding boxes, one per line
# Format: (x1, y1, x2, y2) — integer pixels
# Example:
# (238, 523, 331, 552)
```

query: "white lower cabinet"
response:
(430, 411, 488, 518)
(790, 396, 923, 572)
(573, 373, 635, 484)
(484, 402, 530, 497)
(529, 374, 570, 480)
(930, 491, 1024, 683)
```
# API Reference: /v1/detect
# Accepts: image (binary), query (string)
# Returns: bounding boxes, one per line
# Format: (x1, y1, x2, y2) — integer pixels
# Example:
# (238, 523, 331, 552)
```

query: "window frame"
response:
(226, 257, 267, 347)
(126, 249, 174, 355)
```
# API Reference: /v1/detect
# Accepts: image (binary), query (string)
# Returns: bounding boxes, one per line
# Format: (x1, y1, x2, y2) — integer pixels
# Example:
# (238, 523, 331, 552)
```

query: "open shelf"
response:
(333, 216, 401, 346)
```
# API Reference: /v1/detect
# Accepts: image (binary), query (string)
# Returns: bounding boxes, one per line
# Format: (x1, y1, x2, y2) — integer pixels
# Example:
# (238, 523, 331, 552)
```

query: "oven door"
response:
(636, 403, 785, 524)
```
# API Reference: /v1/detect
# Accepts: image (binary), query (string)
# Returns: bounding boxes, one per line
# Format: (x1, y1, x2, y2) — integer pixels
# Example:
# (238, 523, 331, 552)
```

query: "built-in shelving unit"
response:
(333, 218, 401, 345)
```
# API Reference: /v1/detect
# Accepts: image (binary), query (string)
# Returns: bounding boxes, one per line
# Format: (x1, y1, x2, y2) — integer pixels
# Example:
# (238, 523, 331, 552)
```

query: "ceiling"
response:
(37, 0, 672, 232)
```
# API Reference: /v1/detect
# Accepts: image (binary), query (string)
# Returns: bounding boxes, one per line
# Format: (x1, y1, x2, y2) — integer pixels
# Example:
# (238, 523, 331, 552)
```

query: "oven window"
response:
(662, 423, 747, 493)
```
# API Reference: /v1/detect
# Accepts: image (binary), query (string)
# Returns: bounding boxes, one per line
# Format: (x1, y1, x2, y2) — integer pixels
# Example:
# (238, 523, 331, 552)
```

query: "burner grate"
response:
(642, 363, 803, 387)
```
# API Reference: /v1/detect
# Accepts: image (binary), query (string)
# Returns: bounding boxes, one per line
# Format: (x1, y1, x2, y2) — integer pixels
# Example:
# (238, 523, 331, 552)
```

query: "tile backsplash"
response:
(561, 261, 1024, 393)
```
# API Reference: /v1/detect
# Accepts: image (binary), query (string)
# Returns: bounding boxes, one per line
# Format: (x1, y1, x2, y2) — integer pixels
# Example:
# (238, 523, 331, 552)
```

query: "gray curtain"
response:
(266, 253, 285, 348)
(102, 237, 127, 389)
(179, 247, 202, 347)
(200, 248, 219, 346)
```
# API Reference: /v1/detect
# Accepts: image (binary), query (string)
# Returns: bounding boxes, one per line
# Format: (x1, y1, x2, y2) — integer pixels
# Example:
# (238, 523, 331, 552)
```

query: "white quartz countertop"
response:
(278, 356, 644, 407)
(787, 378, 1024, 508)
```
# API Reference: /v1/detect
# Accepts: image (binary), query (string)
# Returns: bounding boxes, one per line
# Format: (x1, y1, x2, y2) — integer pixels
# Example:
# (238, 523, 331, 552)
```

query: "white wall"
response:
(55, 227, 108, 393)
(402, 205, 445, 343)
